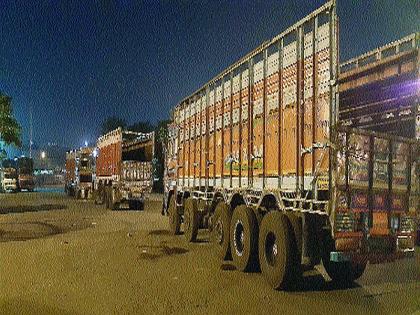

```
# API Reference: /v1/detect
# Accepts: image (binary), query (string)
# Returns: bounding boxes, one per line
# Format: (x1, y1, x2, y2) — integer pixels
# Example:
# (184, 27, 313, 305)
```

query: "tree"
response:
(100, 116, 127, 135)
(0, 93, 21, 147)
(128, 121, 154, 133)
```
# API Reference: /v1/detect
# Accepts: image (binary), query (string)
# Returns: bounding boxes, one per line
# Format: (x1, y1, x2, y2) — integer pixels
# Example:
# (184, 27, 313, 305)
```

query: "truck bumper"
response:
(331, 234, 416, 263)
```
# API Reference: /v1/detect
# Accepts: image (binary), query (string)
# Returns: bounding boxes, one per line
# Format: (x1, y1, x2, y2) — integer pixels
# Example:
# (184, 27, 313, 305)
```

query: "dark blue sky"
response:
(0, 0, 418, 149)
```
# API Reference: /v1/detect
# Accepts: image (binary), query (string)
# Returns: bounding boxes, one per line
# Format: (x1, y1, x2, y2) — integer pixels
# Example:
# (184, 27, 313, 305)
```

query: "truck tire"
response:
(111, 189, 120, 210)
(322, 230, 367, 283)
(210, 202, 232, 260)
(184, 198, 200, 242)
(230, 205, 259, 272)
(258, 211, 297, 290)
(168, 195, 181, 235)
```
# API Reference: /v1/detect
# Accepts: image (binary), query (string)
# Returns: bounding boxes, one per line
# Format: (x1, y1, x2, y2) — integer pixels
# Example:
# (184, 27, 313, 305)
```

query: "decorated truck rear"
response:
(162, 0, 419, 290)
(65, 147, 95, 198)
(94, 127, 154, 210)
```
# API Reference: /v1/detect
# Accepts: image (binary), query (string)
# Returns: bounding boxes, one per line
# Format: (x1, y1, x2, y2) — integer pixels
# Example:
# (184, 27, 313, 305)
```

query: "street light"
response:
(41, 151, 46, 159)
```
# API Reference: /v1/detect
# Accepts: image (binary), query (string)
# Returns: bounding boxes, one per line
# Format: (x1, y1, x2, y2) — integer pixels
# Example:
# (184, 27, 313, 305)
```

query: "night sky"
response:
(0, 0, 418, 149)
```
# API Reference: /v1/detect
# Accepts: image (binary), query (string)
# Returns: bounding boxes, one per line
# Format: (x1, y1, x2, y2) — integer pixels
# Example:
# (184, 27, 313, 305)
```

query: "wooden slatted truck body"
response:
(162, 0, 419, 289)
(94, 127, 155, 210)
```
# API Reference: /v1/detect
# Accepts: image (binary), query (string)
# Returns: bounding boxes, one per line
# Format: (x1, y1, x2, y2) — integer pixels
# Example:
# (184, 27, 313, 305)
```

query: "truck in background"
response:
(94, 127, 155, 210)
(65, 147, 95, 198)
(1, 159, 18, 192)
(163, 1, 418, 290)
(17, 157, 35, 192)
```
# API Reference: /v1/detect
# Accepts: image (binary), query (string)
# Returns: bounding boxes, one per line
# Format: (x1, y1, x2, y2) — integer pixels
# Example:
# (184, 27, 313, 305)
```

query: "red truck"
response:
(163, 1, 419, 290)
(94, 127, 155, 210)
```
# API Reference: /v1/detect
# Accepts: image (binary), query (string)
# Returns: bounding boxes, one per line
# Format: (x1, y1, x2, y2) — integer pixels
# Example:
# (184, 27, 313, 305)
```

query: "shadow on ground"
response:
(0, 204, 67, 214)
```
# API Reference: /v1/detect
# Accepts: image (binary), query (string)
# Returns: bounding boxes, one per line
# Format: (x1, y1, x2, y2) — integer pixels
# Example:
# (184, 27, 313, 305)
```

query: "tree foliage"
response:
(0, 93, 21, 147)
(100, 116, 127, 135)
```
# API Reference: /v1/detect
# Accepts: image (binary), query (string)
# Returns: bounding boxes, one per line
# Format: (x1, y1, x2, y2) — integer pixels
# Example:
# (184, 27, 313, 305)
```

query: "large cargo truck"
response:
(339, 33, 420, 246)
(17, 157, 35, 192)
(162, 0, 419, 290)
(65, 147, 95, 198)
(94, 127, 155, 210)
(1, 159, 18, 193)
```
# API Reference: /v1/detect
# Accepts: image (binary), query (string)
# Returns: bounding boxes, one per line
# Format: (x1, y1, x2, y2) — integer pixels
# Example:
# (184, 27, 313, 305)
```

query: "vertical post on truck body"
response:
(230, 72, 234, 188)
(213, 85, 217, 188)
(328, 1, 339, 215)
(239, 68, 243, 187)
(221, 77, 225, 188)
(249, 59, 254, 188)
(262, 48, 268, 189)
(299, 25, 305, 196)
(311, 16, 319, 197)
(278, 38, 284, 189)
(205, 86, 210, 193)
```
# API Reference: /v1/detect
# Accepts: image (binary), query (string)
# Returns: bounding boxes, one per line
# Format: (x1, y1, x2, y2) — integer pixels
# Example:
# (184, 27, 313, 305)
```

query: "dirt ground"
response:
(0, 191, 419, 315)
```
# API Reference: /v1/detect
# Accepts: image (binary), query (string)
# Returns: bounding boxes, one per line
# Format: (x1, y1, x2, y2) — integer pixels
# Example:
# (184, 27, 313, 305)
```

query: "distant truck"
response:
(94, 127, 155, 210)
(65, 147, 95, 198)
(17, 157, 35, 192)
(1, 159, 18, 193)
(163, 1, 418, 290)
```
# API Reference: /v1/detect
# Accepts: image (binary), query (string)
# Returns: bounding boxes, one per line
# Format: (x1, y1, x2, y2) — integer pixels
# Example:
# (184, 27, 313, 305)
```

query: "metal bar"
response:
(296, 27, 302, 196)
(263, 49, 268, 189)
(249, 58, 254, 188)
(299, 26, 305, 194)
(213, 86, 217, 187)
(239, 68, 243, 187)
(368, 136, 374, 229)
(278, 38, 284, 189)
(193, 96, 196, 189)
(312, 16, 318, 192)
(205, 87, 210, 192)
(221, 78, 225, 188)
(230, 72, 233, 188)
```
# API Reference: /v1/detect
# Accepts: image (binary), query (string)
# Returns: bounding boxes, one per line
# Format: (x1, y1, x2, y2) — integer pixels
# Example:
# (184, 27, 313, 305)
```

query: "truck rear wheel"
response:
(230, 205, 259, 272)
(184, 198, 200, 242)
(168, 195, 181, 235)
(210, 202, 232, 260)
(258, 211, 298, 290)
(322, 231, 367, 283)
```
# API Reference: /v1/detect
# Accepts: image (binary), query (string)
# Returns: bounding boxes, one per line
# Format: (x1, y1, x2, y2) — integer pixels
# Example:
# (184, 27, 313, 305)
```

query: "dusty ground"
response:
(0, 191, 419, 315)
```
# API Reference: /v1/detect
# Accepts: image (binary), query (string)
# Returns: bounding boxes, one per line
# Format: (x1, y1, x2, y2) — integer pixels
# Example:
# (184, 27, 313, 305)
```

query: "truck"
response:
(17, 157, 35, 192)
(94, 127, 155, 210)
(1, 159, 18, 192)
(162, 0, 419, 290)
(339, 33, 420, 246)
(65, 147, 95, 198)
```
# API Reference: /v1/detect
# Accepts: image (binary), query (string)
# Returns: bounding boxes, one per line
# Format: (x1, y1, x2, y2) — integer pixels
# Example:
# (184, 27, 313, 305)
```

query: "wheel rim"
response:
(233, 220, 244, 257)
(265, 232, 277, 267)
(214, 219, 224, 245)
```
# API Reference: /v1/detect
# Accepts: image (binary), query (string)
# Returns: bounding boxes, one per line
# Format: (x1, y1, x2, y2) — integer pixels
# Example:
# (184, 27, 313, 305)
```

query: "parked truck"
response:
(339, 33, 420, 246)
(65, 147, 95, 198)
(94, 127, 155, 210)
(17, 157, 35, 192)
(162, 0, 419, 290)
(1, 159, 18, 193)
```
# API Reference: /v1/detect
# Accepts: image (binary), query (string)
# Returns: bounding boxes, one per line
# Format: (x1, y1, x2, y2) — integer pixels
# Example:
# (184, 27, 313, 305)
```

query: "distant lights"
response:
(84, 141, 88, 147)
(41, 151, 46, 159)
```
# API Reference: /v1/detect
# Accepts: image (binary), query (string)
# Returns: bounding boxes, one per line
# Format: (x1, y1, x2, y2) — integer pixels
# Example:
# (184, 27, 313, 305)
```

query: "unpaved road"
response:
(0, 192, 419, 315)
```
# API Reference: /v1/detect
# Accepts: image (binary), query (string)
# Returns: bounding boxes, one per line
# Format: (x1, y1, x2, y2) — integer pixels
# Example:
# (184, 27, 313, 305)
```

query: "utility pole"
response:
(29, 104, 33, 158)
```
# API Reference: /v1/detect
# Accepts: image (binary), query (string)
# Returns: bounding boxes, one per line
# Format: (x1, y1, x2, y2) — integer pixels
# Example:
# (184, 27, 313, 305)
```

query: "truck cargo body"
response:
(163, 1, 419, 289)
(65, 147, 95, 198)
(339, 33, 420, 246)
(95, 128, 154, 210)
(17, 157, 35, 192)
(1, 159, 18, 193)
